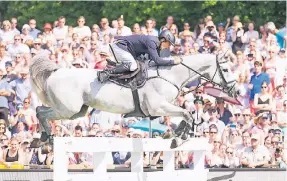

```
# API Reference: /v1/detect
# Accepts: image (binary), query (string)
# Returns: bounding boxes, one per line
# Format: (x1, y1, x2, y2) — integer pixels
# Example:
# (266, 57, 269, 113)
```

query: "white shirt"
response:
(53, 25, 69, 46)
(6, 43, 30, 58)
(117, 26, 132, 36)
(73, 26, 91, 39)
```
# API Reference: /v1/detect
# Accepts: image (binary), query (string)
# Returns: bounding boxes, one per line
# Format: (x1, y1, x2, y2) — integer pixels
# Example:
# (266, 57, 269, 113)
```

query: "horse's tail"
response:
(29, 53, 59, 94)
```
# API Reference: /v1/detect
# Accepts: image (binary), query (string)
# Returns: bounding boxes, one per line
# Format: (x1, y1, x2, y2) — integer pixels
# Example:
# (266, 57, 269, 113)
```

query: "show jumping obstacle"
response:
(54, 137, 209, 181)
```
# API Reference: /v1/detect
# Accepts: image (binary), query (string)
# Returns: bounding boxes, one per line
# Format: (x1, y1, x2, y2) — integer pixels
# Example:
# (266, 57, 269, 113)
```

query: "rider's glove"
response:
(173, 56, 182, 64)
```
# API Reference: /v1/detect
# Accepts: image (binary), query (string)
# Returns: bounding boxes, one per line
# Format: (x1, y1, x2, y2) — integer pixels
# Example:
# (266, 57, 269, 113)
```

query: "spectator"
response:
(198, 34, 216, 54)
(244, 22, 259, 44)
(250, 113, 271, 145)
(132, 23, 141, 35)
(216, 98, 233, 125)
(20, 24, 33, 44)
(2, 137, 25, 165)
(53, 16, 68, 47)
(9, 67, 32, 108)
(28, 18, 41, 39)
(249, 60, 271, 114)
(145, 19, 158, 36)
(6, 34, 30, 58)
(222, 146, 240, 168)
(253, 81, 273, 115)
(73, 16, 91, 40)
(241, 134, 270, 168)
(0, 20, 15, 44)
(42, 23, 57, 46)
(231, 22, 246, 54)
(201, 106, 225, 135)
(0, 71, 12, 126)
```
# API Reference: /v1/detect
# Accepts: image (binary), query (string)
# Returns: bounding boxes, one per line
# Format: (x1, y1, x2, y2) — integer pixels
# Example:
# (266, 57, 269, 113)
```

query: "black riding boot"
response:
(98, 63, 131, 83)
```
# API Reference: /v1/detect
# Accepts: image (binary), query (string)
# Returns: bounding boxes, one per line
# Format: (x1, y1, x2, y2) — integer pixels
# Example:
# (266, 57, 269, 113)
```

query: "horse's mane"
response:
(29, 53, 59, 93)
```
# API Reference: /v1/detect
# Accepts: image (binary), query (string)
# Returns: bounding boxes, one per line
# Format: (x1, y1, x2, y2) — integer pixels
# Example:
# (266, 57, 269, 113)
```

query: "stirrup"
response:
(97, 71, 110, 83)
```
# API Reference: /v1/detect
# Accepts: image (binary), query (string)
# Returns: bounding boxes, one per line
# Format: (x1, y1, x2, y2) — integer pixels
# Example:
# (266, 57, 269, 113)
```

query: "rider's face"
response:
(161, 41, 171, 49)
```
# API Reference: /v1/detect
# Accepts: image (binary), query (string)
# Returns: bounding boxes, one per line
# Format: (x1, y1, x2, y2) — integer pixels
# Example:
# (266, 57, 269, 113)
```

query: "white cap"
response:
(22, 24, 31, 31)
(266, 22, 276, 32)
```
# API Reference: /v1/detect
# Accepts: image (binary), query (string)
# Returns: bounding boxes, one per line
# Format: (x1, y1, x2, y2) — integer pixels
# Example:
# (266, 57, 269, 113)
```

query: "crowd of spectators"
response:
(0, 14, 286, 170)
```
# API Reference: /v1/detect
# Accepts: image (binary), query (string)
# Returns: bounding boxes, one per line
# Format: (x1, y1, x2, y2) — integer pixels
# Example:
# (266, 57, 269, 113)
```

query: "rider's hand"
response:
(174, 56, 182, 64)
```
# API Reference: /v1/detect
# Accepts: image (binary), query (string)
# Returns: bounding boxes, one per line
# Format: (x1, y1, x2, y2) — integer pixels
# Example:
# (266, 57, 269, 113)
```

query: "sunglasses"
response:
(203, 131, 209, 134)
(234, 114, 241, 117)
(271, 141, 279, 144)
(0, 138, 7, 141)
(34, 43, 41, 45)
(209, 131, 217, 134)
(269, 51, 275, 54)
(208, 109, 217, 113)
(195, 91, 202, 94)
(243, 114, 250, 117)
(14, 39, 20, 41)
(112, 130, 120, 133)
(214, 141, 220, 143)
(261, 86, 267, 89)
(226, 151, 233, 154)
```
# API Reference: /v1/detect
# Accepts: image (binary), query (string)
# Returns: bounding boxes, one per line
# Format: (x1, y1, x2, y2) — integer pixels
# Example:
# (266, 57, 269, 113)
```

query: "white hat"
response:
(22, 24, 31, 31)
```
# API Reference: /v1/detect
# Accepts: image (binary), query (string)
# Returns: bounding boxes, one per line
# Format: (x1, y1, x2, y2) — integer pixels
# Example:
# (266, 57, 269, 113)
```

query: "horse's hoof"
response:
(170, 138, 178, 149)
(30, 138, 45, 148)
(40, 132, 49, 142)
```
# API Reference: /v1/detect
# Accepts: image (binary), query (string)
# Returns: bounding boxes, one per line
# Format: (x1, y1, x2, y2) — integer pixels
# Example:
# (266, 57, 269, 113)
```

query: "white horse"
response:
(29, 53, 239, 148)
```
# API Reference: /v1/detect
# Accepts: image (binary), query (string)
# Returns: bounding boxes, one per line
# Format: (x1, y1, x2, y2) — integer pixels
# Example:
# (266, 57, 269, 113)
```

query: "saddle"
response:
(108, 60, 148, 90)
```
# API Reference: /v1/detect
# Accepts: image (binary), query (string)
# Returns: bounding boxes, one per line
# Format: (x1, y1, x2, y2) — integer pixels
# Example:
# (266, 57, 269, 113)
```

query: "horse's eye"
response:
(223, 69, 228, 72)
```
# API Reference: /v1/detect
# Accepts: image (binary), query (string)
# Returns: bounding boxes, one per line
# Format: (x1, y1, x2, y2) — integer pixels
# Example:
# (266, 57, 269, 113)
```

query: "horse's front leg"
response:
(146, 100, 194, 149)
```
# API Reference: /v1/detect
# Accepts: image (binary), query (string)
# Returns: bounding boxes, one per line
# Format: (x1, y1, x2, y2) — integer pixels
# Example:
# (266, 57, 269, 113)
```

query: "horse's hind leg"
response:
(31, 106, 65, 148)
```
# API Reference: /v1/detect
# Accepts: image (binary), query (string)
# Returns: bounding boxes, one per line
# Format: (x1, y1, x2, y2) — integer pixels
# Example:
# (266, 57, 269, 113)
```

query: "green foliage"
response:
(0, 1, 285, 31)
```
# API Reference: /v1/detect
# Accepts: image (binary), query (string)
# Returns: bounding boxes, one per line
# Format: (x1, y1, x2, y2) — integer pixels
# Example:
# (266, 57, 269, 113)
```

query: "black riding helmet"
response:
(158, 30, 175, 46)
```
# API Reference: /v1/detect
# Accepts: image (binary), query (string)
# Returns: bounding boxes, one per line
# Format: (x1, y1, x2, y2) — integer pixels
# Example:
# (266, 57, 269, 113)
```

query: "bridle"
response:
(180, 51, 237, 98)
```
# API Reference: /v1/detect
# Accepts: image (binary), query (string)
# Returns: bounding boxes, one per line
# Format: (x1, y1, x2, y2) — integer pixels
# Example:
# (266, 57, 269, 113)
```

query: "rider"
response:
(97, 30, 182, 83)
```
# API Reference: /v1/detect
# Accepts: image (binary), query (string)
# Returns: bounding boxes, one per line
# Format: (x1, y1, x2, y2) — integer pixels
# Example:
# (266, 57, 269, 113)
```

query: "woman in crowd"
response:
(253, 81, 274, 115)
(235, 72, 250, 109)
(222, 146, 240, 168)
(0, 20, 15, 44)
(264, 47, 278, 90)
(2, 137, 24, 165)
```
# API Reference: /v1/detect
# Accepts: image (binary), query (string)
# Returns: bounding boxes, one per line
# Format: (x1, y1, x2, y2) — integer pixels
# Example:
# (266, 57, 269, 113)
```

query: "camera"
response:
(275, 148, 281, 153)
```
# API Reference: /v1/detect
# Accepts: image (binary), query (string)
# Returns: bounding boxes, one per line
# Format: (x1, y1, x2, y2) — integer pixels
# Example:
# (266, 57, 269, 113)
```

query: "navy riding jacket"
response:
(114, 35, 175, 66)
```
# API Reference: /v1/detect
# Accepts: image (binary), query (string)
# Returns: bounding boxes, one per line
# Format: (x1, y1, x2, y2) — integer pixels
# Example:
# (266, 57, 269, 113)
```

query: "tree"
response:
(0, 1, 285, 31)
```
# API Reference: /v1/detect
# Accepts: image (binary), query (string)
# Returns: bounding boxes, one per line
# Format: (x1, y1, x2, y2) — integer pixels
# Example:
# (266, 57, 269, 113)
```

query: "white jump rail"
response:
(54, 137, 209, 181)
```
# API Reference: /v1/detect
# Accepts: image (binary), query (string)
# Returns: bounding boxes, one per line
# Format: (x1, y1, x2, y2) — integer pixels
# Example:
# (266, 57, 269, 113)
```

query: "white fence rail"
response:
(54, 137, 209, 181)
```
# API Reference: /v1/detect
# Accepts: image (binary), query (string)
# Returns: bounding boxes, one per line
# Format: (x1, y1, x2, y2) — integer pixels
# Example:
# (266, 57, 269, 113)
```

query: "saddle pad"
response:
(108, 61, 148, 89)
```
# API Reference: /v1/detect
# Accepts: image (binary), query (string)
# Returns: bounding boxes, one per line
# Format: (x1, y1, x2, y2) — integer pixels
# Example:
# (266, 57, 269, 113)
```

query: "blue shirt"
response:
(0, 79, 12, 109)
(9, 78, 32, 106)
(249, 72, 270, 100)
(275, 30, 286, 49)
(29, 28, 41, 39)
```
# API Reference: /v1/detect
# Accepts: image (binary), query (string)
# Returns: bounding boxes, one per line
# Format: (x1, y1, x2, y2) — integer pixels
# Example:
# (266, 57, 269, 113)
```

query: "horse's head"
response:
(215, 53, 240, 98)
